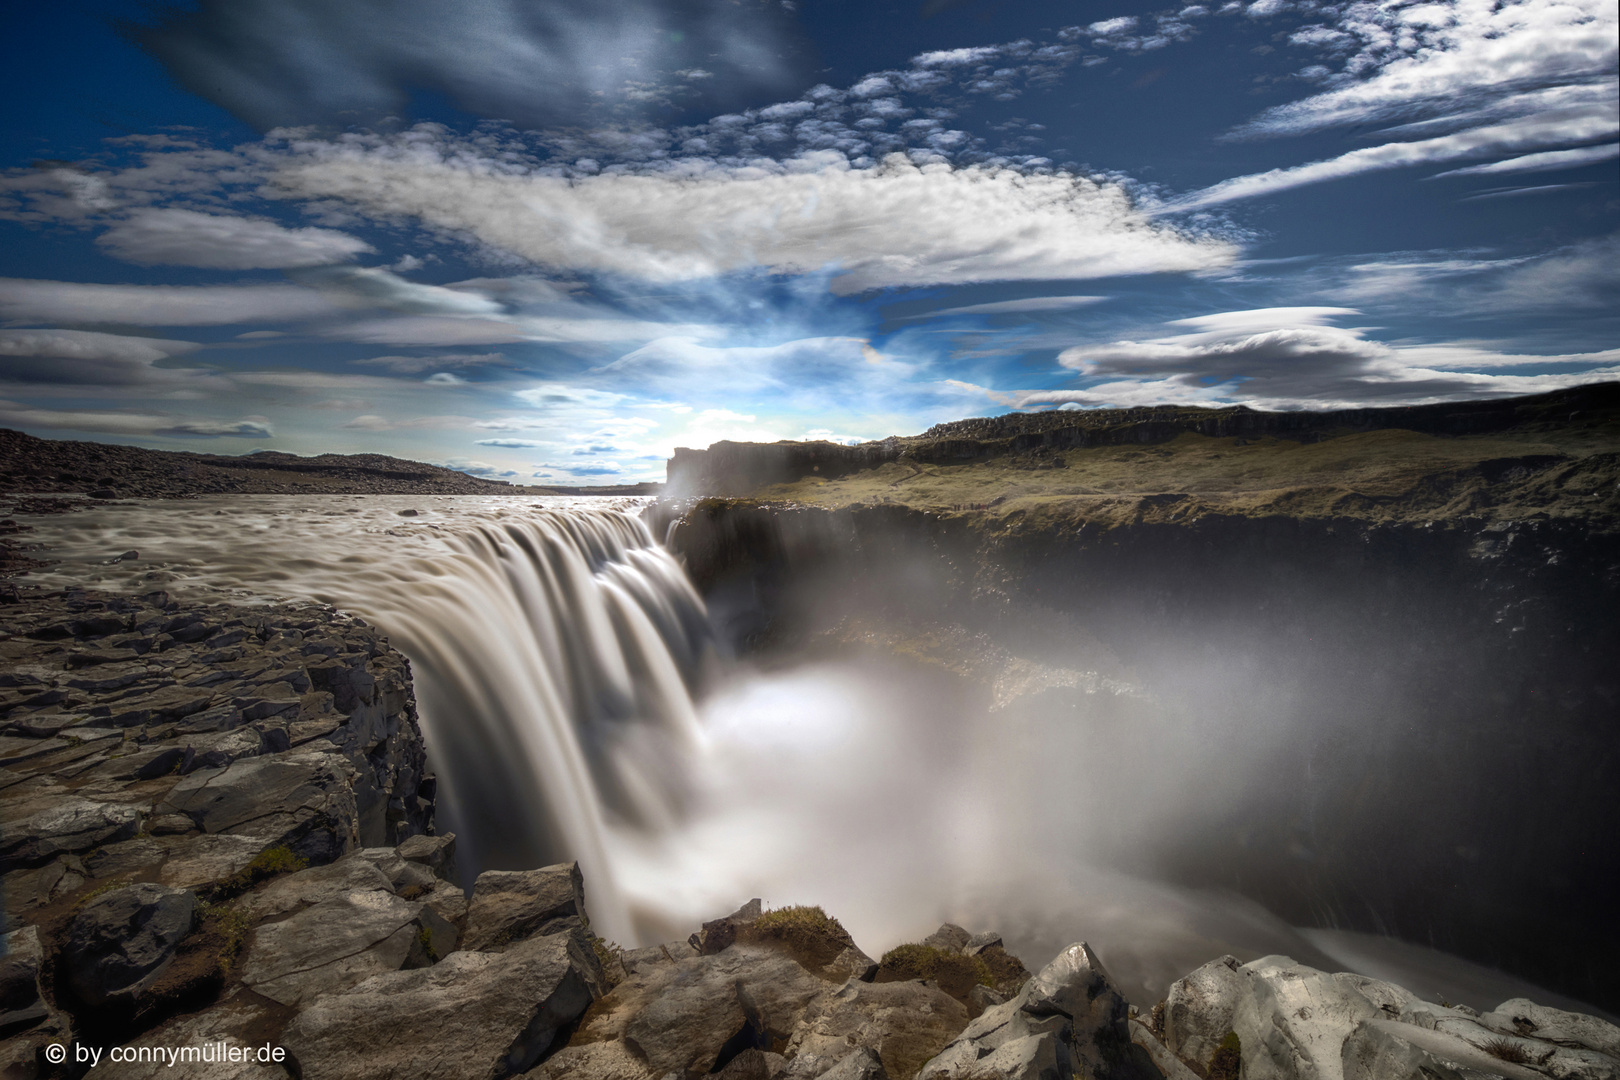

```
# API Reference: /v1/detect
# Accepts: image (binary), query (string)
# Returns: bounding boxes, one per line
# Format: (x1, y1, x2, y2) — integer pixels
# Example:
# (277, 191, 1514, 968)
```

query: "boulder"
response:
(919, 942, 1157, 1080)
(240, 890, 426, 1007)
(156, 834, 268, 889)
(1225, 956, 1415, 1080)
(282, 929, 604, 1080)
(1162, 955, 1246, 1068)
(356, 847, 439, 894)
(238, 855, 395, 920)
(61, 883, 196, 1007)
(461, 862, 588, 952)
(791, 978, 969, 1080)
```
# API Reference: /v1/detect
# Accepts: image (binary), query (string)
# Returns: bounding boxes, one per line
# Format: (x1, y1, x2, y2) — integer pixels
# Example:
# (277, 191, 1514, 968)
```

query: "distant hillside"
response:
(0, 429, 661, 498)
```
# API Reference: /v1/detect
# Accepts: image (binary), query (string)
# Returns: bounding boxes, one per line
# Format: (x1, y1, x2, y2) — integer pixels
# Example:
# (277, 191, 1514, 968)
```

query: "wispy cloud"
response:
(95, 208, 373, 269)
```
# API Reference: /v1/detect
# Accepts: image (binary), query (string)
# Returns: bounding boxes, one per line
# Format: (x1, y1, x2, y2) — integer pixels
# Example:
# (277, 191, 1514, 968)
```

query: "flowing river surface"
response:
(12, 494, 1601, 1015)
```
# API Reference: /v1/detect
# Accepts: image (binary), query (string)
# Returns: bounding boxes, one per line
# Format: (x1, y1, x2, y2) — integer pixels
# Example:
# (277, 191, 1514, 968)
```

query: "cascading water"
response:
(344, 512, 711, 942)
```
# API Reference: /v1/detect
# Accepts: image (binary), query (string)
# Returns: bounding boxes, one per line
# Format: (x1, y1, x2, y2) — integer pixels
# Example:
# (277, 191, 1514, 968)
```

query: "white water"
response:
(12, 494, 1599, 1014)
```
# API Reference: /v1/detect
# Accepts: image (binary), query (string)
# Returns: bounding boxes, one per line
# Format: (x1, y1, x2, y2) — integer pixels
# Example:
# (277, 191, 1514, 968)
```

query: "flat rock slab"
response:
(240, 890, 421, 1007)
(0, 796, 140, 871)
(156, 749, 357, 860)
(238, 856, 395, 920)
(283, 930, 602, 1080)
(158, 834, 270, 890)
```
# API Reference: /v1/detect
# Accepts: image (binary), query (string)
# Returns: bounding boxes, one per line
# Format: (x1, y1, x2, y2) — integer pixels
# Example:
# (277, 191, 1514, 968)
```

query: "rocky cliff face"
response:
(662, 497, 1620, 1016)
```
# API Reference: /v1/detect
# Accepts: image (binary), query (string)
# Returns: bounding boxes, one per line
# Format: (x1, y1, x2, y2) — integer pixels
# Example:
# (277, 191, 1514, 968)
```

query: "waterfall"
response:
(354, 510, 710, 942)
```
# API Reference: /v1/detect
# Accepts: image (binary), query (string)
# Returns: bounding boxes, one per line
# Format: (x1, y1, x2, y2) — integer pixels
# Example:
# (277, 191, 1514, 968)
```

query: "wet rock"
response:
(282, 929, 605, 1080)
(61, 883, 196, 1007)
(1478, 999, 1620, 1059)
(1162, 954, 1245, 1069)
(461, 862, 588, 952)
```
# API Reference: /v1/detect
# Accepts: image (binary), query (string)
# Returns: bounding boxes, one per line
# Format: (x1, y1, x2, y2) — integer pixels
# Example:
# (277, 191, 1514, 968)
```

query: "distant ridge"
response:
(0, 429, 661, 498)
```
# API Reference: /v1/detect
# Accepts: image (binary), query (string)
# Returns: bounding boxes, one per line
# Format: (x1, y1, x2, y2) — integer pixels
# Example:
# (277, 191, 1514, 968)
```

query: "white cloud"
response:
(0, 278, 339, 326)
(1041, 308, 1620, 408)
(95, 208, 373, 269)
(1170, 106, 1616, 210)
(268, 143, 1235, 291)
(1244, 0, 1617, 137)
(1432, 142, 1619, 177)
(475, 437, 547, 447)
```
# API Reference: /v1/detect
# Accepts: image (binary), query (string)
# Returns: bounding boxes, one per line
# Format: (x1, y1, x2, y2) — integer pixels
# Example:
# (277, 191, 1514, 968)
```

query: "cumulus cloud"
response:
(0, 279, 339, 326)
(1036, 308, 1620, 409)
(95, 208, 373, 269)
(131, 0, 810, 130)
(268, 142, 1235, 291)
(0, 328, 218, 390)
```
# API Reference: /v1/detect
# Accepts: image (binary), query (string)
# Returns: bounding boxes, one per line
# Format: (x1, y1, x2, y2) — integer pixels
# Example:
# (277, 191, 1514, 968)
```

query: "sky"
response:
(0, 0, 1615, 484)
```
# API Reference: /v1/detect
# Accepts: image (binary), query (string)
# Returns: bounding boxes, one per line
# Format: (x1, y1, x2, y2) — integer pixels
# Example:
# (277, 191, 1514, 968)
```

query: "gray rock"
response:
(624, 947, 825, 1076)
(282, 929, 604, 1080)
(1227, 956, 1415, 1080)
(919, 941, 1153, 1080)
(61, 883, 196, 1007)
(157, 834, 270, 890)
(356, 847, 439, 894)
(461, 862, 588, 952)
(0, 796, 140, 871)
(93, 999, 280, 1080)
(1341, 1018, 1545, 1080)
(238, 854, 395, 920)
(396, 831, 457, 882)
(966, 931, 1004, 956)
(240, 890, 423, 1006)
(155, 749, 358, 864)
(1128, 1019, 1202, 1080)
(527, 1039, 654, 1080)
(791, 977, 969, 1080)
(1478, 999, 1620, 1059)
(825, 945, 880, 983)
(922, 924, 972, 955)
(1162, 954, 1246, 1068)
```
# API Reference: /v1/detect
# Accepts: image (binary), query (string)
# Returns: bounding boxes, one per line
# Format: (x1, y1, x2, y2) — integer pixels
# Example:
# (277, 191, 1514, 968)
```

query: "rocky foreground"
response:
(2, 586, 1617, 1079)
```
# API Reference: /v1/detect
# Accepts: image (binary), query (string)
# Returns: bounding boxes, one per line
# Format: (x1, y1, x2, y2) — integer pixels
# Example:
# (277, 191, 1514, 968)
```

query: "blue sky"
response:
(0, 0, 1615, 483)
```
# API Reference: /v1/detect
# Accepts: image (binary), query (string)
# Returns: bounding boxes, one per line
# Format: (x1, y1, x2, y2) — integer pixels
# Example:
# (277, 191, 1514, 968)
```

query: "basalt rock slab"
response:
(282, 929, 605, 1080)
(239, 890, 425, 1007)
(155, 749, 359, 864)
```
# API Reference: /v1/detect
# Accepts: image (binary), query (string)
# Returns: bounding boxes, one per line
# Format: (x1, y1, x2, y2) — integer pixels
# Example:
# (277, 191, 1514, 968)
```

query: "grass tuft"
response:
(1481, 1037, 1533, 1065)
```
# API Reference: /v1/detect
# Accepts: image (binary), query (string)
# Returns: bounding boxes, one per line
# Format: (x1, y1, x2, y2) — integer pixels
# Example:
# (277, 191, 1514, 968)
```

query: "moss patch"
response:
(1209, 1030, 1241, 1080)
(198, 845, 307, 903)
(875, 943, 992, 1006)
(739, 905, 859, 976)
